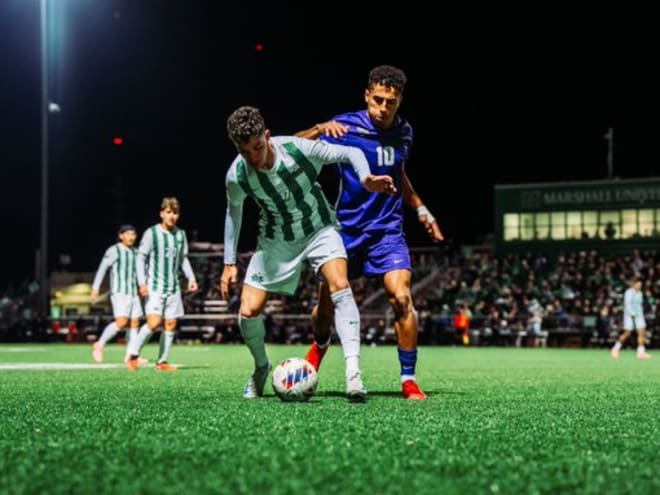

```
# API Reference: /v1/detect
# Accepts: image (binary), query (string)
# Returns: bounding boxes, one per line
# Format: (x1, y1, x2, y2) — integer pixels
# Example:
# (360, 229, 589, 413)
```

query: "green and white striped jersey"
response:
(137, 224, 195, 295)
(92, 243, 138, 296)
(224, 136, 370, 264)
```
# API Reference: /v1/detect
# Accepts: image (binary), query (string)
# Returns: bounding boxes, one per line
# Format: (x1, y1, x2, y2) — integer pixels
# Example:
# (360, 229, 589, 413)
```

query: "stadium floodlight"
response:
(39, 0, 49, 315)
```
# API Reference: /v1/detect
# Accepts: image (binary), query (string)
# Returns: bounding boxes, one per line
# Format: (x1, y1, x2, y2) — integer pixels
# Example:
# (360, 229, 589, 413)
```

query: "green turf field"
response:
(0, 343, 658, 495)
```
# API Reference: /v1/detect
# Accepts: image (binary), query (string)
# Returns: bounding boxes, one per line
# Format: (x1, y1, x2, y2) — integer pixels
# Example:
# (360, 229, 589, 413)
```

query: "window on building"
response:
(503, 213, 519, 241)
(535, 212, 550, 239)
(583, 211, 598, 239)
(521, 213, 534, 240)
(566, 211, 582, 239)
(639, 209, 654, 237)
(502, 208, 660, 242)
(551, 212, 566, 240)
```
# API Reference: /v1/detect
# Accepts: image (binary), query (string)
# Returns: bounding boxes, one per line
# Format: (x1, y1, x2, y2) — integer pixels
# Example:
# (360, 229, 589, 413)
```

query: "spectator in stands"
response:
(595, 304, 614, 348)
(220, 105, 394, 401)
(526, 299, 548, 347)
(453, 303, 470, 346)
(296, 64, 444, 400)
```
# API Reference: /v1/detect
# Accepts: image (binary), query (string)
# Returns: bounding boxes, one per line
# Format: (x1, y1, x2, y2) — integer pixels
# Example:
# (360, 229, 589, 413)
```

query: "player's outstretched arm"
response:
(294, 120, 348, 140)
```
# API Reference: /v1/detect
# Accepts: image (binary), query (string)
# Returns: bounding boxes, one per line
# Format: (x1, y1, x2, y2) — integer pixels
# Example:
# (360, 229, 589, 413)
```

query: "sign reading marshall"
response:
(497, 177, 660, 211)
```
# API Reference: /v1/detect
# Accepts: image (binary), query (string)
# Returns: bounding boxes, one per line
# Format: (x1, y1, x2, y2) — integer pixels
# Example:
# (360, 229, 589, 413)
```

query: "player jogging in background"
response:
(125, 197, 198, 371)
(296, 65, 444, 400)
(611, 276, 651, 360)
(91, 224, 147, 365)
(220, 105, 396, 402)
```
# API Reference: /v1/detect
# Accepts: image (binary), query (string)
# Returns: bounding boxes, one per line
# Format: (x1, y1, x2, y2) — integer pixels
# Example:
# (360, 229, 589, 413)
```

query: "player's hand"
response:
(417, 206, 444, 243)
(220, 265, 238, 301)
(188, 280, 199, 293)
(425, 221, 444, 243)
(316, 120, 349, 138)
(90, 289, 99, 302)
(362, 174, 397, 195)
(138, 284, 149, 298)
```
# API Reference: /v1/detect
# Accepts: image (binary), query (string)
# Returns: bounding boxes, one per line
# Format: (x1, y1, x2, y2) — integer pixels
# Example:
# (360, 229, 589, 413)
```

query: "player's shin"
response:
(238, 314, 269, 368)
(157, 330, 175, 364)
(331, 288, 361, 377)
(128, 324, 152, 357)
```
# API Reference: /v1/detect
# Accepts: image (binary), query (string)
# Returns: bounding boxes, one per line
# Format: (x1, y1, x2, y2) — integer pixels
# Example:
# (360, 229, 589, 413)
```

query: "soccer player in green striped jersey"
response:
(126, 197, 198, 371)
(91, 224, 145, 364)
(220, 106, 396, 401)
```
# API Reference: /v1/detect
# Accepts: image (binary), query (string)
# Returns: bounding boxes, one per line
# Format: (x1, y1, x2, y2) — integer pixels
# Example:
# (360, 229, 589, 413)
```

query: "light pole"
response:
(604, 126, 614, 179)
(39, 0, 49, 314)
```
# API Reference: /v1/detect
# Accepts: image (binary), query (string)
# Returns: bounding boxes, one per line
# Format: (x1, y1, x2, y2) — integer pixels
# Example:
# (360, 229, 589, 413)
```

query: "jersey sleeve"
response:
(136, 230, 153, 286)
(179, 230, 196, 282)
(91, 246, 117, 291)
(224, 169, 247, 265)
(291, 136, 370, 183)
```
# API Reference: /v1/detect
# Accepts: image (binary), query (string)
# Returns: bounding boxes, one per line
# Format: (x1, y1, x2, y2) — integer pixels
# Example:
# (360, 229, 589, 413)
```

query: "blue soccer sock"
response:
(398, 347, 417, 383)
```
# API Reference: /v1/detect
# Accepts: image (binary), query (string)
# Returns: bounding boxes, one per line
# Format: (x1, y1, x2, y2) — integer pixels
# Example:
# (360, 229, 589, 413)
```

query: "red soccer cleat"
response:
(124, 355, 150, 366)
(304, 341, 329, 371)
(154, 361, 178, 372)
(402, 380, 427, 400)
(125, 357, 138, 372)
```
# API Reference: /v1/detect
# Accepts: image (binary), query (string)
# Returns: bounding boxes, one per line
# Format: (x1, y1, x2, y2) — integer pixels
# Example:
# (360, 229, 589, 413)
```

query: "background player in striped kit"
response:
(126, 197, 198, 371)
(91, 224, 146, 364)
(296, 65, 444, 400)
(220, 105, 396, 401)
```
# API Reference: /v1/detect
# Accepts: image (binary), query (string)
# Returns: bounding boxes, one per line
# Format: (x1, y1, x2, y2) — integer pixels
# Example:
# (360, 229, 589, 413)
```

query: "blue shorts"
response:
(340, 230, 411, 279)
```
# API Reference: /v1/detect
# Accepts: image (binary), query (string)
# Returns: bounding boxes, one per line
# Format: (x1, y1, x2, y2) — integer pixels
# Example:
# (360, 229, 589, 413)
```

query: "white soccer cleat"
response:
(346, 371, 367, 402)
(242, 362, 272, 399)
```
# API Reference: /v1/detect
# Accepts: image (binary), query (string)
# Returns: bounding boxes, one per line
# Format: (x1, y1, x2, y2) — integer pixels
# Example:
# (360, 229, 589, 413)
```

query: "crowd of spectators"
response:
(2, 246, 658, 350)
(181, 246, 659, 348)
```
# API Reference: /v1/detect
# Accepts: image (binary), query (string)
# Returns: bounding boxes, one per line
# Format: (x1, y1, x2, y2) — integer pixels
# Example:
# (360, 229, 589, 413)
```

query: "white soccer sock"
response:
(637, 345, 646, 354)
(125, 328, 138, 358)
(239, 314, 269, 368)
(97, 322, 120, 346)
(157, 331, 175, 364)
(613, 341, 622, 351)
(129, 324, 152, 356)
(331, 288, 361, 377)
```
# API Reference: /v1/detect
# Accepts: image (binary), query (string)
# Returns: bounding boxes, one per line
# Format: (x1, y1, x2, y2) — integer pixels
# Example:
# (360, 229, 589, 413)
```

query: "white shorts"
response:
(144, 292, 184, 319)
(623, 315, 646, 331)
(111, 294, 144, 319)
(244, 226, 346, 296)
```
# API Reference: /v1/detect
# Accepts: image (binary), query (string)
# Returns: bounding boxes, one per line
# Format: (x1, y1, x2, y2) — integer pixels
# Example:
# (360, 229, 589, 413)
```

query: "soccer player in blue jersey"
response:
(90, 224, 146, 365)
(220, 105, 396, 401)
(296, 65, 444, 400)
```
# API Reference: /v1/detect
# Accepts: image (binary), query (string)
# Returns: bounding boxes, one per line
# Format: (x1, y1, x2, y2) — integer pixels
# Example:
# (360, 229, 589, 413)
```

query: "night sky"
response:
(2, 1, 660, 289)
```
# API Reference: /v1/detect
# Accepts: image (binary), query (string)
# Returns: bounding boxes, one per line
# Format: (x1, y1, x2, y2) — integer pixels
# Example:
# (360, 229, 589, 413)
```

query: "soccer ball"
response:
(272, 357, 318, 402)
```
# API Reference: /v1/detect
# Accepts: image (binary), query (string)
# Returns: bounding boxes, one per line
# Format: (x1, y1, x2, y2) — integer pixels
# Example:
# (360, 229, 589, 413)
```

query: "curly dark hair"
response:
(368, 65, 407, 94)
(226, 106, 266, 146)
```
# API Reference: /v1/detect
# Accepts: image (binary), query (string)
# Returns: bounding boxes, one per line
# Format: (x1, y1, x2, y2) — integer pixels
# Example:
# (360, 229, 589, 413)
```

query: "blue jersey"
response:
(321, 110, 413, 235)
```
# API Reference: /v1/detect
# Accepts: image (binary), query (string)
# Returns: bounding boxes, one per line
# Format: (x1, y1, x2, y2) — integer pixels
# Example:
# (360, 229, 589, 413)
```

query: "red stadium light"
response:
(255, 43, 264, 52)
(113, 136, 123, 146)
